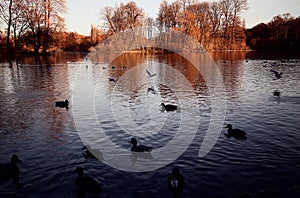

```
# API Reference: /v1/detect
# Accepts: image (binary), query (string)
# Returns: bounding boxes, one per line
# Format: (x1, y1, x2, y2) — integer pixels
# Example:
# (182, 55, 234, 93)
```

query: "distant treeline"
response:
(246, 13, 300, 51)
(101, 0, 248, 51)
(0, 0, 299, 56)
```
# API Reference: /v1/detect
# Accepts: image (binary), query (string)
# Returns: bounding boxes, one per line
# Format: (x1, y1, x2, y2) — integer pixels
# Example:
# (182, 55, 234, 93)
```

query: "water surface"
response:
(0, 52, 300, 197)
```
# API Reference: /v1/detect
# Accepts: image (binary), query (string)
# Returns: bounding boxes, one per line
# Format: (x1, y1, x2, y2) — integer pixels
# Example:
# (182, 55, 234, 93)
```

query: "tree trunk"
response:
(6, 0, 13, 54)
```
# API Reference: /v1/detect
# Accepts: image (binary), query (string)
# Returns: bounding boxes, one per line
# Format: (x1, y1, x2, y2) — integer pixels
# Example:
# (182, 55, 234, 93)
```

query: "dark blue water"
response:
(0, 52, 300, 197)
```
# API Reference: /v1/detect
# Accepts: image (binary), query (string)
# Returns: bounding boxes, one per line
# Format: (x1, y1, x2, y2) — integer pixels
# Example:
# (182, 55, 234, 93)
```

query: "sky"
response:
(65, 0, 300, 36)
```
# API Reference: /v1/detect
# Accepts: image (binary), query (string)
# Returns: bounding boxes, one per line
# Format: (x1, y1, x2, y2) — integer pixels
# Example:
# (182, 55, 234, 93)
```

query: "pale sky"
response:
(65, 0, 300, 35)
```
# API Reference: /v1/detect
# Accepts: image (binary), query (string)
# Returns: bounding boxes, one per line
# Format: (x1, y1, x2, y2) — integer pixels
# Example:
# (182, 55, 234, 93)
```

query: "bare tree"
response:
(100, 1, 144, 36)
(0, 0, 26, 53)
(157, 0, 182, 29)
(220, 0, 248, 49)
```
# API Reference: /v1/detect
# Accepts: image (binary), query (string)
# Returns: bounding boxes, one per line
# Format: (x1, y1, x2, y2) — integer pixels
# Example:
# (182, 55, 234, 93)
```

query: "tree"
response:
(100, 1, 144, 36)
(220, 0, 248, 49)
(0, 0, 27, 53)
(246, 13, 300, 50)
(90, 25, 103, 45)
(208, 2, 222, 49)
(42, 0, 66, 53)
(157, 0, 182, 30)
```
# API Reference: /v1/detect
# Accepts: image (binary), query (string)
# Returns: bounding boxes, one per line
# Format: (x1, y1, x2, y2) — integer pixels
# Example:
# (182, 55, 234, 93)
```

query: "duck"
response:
(0, 155, 22, 187)
(108, 77, 116, 82)
(161, 103, 177, 112)
(270, 69, 282, 79)
(55, 100, 69, 109)
(224, 124, 247, 140)
(168, 167, 184, 195)
(273, 90, 280, 96)
(147, 86, 156, 94)
(129, 138, 152, 152)
(74, 167, 102, 194)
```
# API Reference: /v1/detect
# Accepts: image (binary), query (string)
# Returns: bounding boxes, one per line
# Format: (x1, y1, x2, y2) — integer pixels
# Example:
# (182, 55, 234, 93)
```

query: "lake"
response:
(0, 51, 300, 197)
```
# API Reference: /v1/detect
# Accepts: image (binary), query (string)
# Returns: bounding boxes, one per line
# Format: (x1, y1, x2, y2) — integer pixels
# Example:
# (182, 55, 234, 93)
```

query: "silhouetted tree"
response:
(246, 13, 300, 50)
(0, 0, 28, 53)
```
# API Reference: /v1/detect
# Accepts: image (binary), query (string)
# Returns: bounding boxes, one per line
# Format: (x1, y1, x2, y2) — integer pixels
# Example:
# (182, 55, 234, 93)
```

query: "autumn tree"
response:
(101, 1, 144, 36)
(219, 0, 248, 49)
(157, 0, 248, 50)
(42, 0, 66, 52)
(0, 0, 28, 53)
(208, 1, 222, 49)
(90, 25, 103, 45)
(157, 0, 182, 30)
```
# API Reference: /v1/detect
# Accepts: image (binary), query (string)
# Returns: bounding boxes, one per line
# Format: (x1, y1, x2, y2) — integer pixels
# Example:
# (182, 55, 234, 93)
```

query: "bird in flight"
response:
(146, 68, 156, 78)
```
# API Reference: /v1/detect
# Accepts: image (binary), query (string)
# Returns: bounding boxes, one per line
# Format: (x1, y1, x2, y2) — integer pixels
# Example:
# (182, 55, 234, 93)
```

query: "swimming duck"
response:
(55, 100, 69, 108)
(74, 167, 102, 194)
(0, 155, 22, 187)
(129, 138, 152, 152)
(270, 69, 282, 79)
(273, 90, 280, 96)
(147, 86, 155, 93)
(224, 124, 247, 140)
(168, 167, 184, 195)
(161, 103, 177, 112)
(108, 77, 116, 82)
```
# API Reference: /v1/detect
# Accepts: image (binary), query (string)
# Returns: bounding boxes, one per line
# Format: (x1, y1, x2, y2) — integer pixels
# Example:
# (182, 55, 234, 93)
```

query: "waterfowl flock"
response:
(1, 153, 185, 197)
(5, 58, 298, 197)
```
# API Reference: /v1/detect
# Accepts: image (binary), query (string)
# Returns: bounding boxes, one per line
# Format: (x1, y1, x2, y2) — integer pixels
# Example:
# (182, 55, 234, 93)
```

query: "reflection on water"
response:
(0, 52, 300, 197)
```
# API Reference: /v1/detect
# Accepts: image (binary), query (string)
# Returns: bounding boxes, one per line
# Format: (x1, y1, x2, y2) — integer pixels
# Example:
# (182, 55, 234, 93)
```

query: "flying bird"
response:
(146, 69, 156, 78)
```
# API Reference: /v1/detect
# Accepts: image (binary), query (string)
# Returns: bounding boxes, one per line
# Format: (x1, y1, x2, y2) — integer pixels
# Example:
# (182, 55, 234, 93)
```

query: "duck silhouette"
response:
(55, 100, 69, 109)
(161, 103, 177, 112)
(273, 90, 281, 96)
(129, 138, 152, 152)
(108, 77, 116, 82)
(270, 69, 283, 79)
(147, 86, 156, 94)
(0, 155, 22, 188)
(168, 167, 184, 197)
(224, 124, 247, 140)
(74, 167, 102, 195)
